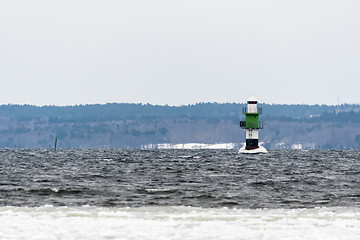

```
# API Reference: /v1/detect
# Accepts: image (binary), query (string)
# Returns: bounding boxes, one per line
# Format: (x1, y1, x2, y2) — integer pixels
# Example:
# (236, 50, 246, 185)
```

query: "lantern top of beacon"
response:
(247, 96, 258, 104)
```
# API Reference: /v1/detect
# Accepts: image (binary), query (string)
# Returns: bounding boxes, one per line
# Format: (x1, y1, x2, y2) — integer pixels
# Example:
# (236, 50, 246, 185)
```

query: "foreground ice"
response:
(0, 206, 359, 240)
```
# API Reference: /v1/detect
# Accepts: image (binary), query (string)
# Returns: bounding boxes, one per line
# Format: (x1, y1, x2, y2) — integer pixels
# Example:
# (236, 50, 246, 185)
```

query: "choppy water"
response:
(1, 149, 360, 239)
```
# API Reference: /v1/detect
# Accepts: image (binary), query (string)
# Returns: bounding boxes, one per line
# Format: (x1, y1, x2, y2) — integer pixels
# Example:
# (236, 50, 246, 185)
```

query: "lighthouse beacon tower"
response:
(239, 97, 267, 154)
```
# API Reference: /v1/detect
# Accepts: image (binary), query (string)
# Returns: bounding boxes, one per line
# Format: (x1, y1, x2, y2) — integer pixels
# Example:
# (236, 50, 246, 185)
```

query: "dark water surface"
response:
(1, 149, 360, 208)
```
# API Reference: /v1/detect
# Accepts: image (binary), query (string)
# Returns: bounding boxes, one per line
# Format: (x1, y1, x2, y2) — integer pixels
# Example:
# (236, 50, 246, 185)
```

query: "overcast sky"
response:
(1, 0, 359, 106)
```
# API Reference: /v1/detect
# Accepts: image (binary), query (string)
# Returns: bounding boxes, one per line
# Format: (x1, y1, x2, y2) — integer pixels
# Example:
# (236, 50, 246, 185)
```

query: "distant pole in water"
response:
(54, 136, 58, 151)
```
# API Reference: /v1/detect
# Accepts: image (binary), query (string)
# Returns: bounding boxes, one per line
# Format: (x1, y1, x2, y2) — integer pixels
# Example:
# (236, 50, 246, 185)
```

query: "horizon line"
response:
(0, 101, 355, 108)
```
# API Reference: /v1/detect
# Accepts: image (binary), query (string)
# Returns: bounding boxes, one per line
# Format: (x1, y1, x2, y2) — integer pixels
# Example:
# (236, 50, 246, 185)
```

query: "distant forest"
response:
(1, 102, 360, 149)
(0, 102, 350, 120)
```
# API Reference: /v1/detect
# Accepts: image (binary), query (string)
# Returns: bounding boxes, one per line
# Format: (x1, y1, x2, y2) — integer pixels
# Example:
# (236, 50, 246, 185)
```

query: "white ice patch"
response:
(143, 143, 236, 149)
(239, 145, 268, 154)
(0, 206, 359, 240)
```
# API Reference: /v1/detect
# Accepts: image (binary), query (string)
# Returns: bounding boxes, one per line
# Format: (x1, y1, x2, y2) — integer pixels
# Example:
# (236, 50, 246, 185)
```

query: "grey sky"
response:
(1, 0, 359, 106)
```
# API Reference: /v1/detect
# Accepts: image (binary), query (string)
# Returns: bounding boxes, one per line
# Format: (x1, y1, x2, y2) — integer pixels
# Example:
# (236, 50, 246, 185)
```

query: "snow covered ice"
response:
(0, 206, 359, 240)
